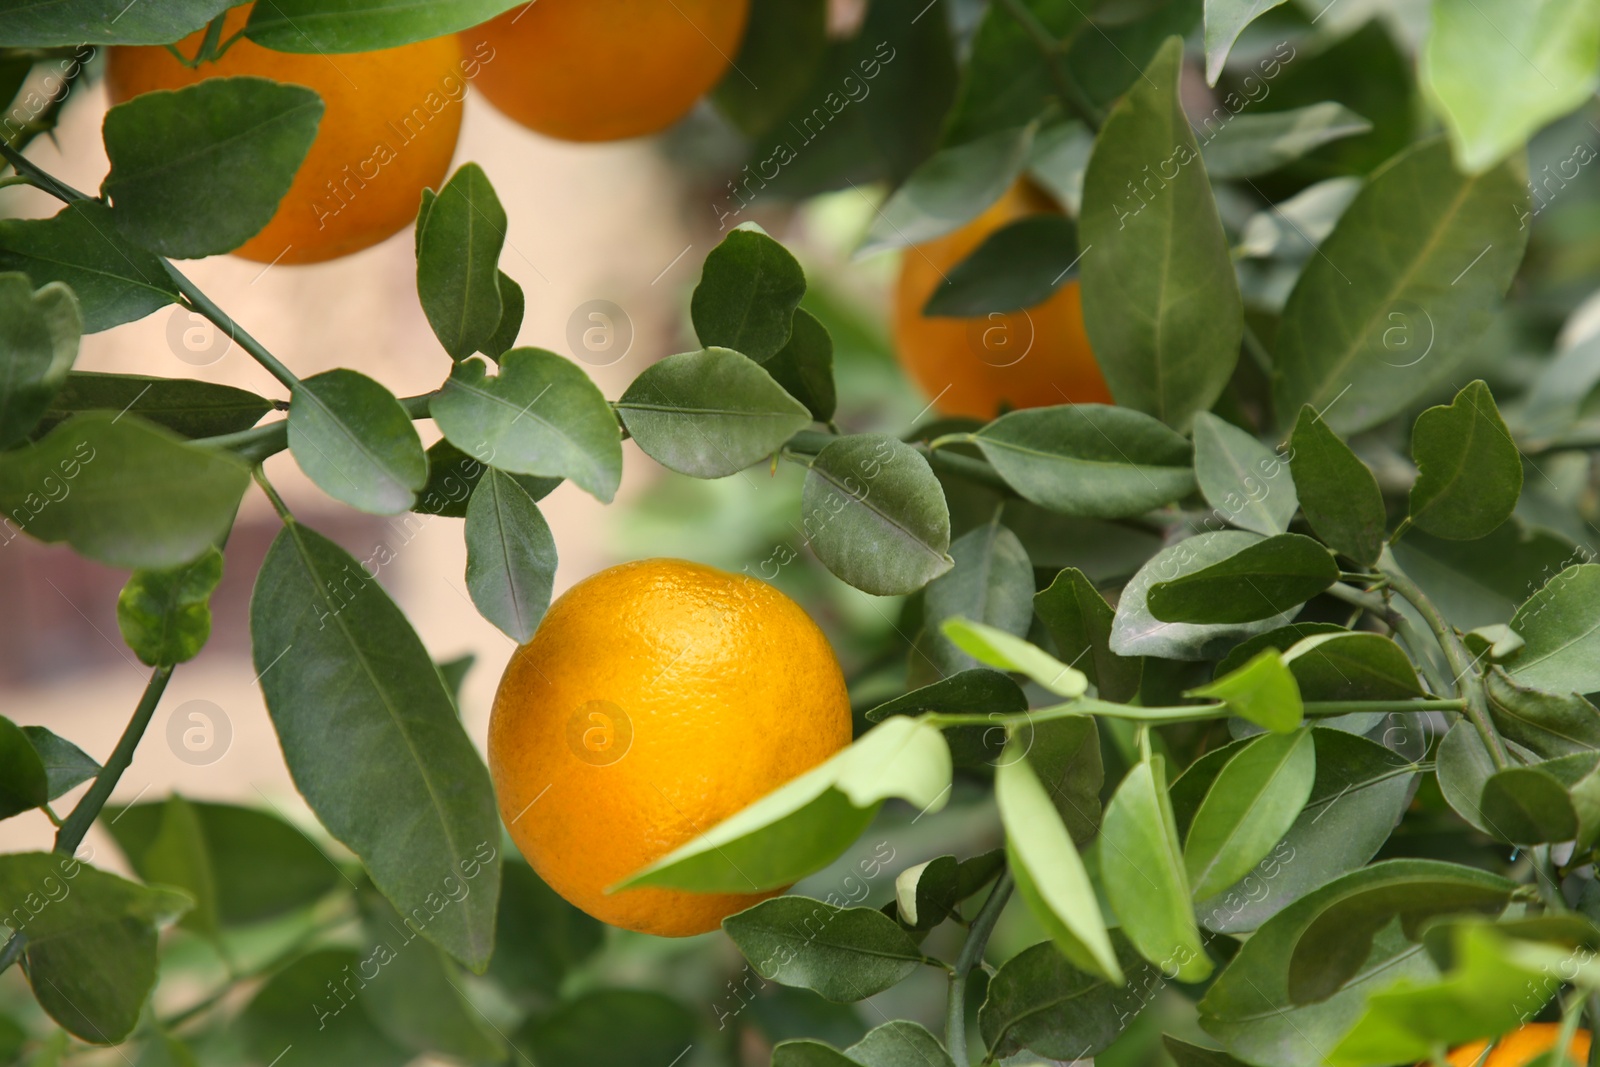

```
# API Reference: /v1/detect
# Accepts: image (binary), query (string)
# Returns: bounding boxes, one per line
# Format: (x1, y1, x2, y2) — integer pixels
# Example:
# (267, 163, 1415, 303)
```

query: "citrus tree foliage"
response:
(3, 1, 1600, 1065)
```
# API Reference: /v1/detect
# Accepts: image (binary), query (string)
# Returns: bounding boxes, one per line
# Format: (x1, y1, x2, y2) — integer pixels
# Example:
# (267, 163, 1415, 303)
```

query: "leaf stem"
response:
(990, 0, 1105, 130)
(253, 467, 294, 522)
(54, 664, 175, 855)
(947, 869, 1014, 1064)
(1323, 580, 1455, 696)
(1377, 547, 1510, 770)
(196, 391, 437, 462)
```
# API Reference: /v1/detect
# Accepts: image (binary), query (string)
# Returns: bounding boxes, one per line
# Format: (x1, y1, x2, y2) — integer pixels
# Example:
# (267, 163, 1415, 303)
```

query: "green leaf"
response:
(1112, 532, 1300, 660)
(620, 716, 951, 893)
(690, 227, 807, 361)
(1435, 719, 1503, 832)
(1184, 729, 1315, 899)
(107, 800, 340, 926)
(919, 518, 1033, 676)
(431, 349, 622, 503)
(20, 726, 99, 800)
(1190, 412, 1298, 537)
(517, 990, 696, 1067)
(1283, 632, 1424, 701)
(761, 306, 837, 422)
(724, 897, 925, 1003)
(1287, 406, 1386, 566)
(488, 858, 604, 1003)
(997, 735, 1121, 983)
(138, 795, 219, 941)
(415, 164, 505, 361)
(1508, 564, 1600, 693)
(288, 369, 427, 515)
(102, 77, 322, 259)
(1202, 0, 1288, 83)
(1391, 523, 1580, 633)
(0, 0, 232, 44)
(0, 202, 180, 333)
(711, 0, 827, 136)
(1422, 0, 1600, 173)
(39, 373, 270, 440)
(481, 271, 523, 359)
(1034, 567, 1141, 702)
(240, 950, 409, 1067)
(979, 937, 1154, 1062)
(1026, 122, 1094, 215)
(1147, 533, 1338, 624)
(1213, 622, 1349, 678)
(894, 855, 963, 930)
(1187, 650, 1304, 734)
(1080, 37, 1242, 430)
(244, 0, 525, 51)
(1485, 667, 1600, 759)
(843, 1020, 956, 1067)
(940, 618, 1089, 698)
(616, 347, 812, 478)
(250, 522, 500, 971)
(1200, 102, 1373, 179)
(115, 546, 223, 666)
(0, 716, 47, 819)
(0, 853, 191, 1044)
(1287, 864, 1520, 1003)
(1099, 756, 1212, 981)
(1272, 138, 1530, 434)
(1023, 715, 1104, 845)
(0, 413, 248, 569)
(1479, 764, 1580, 845)
(940, 1, 1087, 145)
(860, 125, 1036, 254)
(864, 669, 1026, 723)
(1165, 1035, 1252, 1067)
(1407, 380, 1522, 540)
(412, 437, 557, 519)
(0, 276, 78, 450)
(801, 433, 952, 595)
(971, 405, 1195, 518)
(463, 468, 556, 643)
(921, 215, 1079, 316)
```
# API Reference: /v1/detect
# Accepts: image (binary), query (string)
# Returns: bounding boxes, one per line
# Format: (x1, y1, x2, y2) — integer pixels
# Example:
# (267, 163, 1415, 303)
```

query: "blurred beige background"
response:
(0, 76, 742, 869)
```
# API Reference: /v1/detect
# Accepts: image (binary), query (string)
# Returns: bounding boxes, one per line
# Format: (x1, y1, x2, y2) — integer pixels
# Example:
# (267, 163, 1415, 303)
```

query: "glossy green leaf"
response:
(0, 716, 47, 819)
(1203, 0, 1288, 83)
(239, 950, 409, 1067)
(864, 669, 1026, 723)
(1080, 37, 1242, 430)
(1485, 667, 1600, 759)
(1422, 0, 1600, 173)
(1147, 533, 1338, 624)
(617, 347, 811, 478)
(138, 795, 219, 940)
(922, 214, 1079, 316)
(997, 735, 1121, 983)
(1213, 622, 1348, 679)
(1112, 532, 1299, 660)
(860, 125, 1034, 254)
(724, 897, 925, 1003)
(432, 348, 621, 503)
(1479, 764, 1581, 844)
(894, 854, 1002, 931)
(802, 433, 952, 595)
(463, 469, 556, 643)
(941, 618, 1089, 698)
(0, 202, 180, 333)
(1272, 138, 1529, 434)
(0, 275, 78, 450)
(1201, 102, 1372, 179)
(979, 937, 1155, 1062)
(1191, 412, 1298, 537)
(1407, 380, 1522, 540)
(1099, 756, 1212, 981)
(620, 716, 952, 892)
(1282, 632, 1424, 701)
(1508, 564, 1600, 693)
(415, 164, 505, 361)
(246, 0, 524, 51)
(690, 227, 807, 361)
(1034, 567, 1141, 702)
(1023, 715, 1104, 845)
(488, 858, 604, 1003)
(971, 405, 1195, 518)
(517, 990, 696, 1067)
(250, 522, 501, 971)
(481, 270, 523, 359)
(0, 0, 232, 44)
(116, 546, 223, 666)
(843, 1020, 956, 1067)
(412, 437, 557, 519)
(1287, 406, 1386, 566)
(761, 306, 836, 422)
(920, 518, 1033, 676)
(0, 413, 248, 569)
(288, 369, 426, 515)
(39, 373, 270, 440)
(1185, 729, 1315, 899)
(20, 726, 99, 800)
(1187, 650, 1304, 734)
(102, 77, 322, 259)
(1435, 718, 1502, 832)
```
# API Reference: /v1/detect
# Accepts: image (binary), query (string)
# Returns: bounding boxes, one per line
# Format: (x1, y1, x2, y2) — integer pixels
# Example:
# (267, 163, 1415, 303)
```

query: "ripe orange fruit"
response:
(106, 5, 466, 264)
(1440, 1024, 1590, 1065)
(463, 0, 750, 142)
(894, 181, 1114, 420)
(488, 558, 852, 936)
